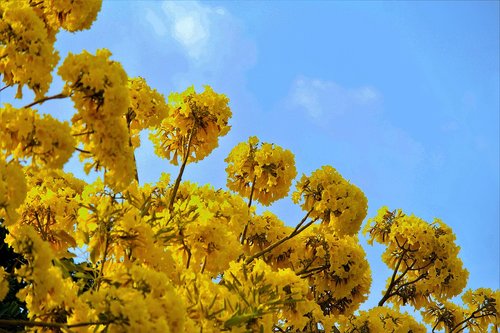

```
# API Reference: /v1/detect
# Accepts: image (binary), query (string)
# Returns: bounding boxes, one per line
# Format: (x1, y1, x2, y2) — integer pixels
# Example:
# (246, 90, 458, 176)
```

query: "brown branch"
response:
(23, 93, 68, 109)
(0, 319, 112, 329)
(387, 272, 428, 299)
(452, 305, 496, 333)
(96, 231, 110, 291)
(297, 264, 328, 276)
(126, 115, 139, 183)
(245, 210, 316, 265)
(75, 147, 91, 154)
(168, 129, 195, 211)
(378, 249, 408, 306)
(240, 175, 257, 244)
(72, 131, 95, 137)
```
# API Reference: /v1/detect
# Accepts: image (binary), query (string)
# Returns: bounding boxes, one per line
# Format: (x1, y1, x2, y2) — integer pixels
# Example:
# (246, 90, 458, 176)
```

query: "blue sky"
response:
(3, 1, 498, 310)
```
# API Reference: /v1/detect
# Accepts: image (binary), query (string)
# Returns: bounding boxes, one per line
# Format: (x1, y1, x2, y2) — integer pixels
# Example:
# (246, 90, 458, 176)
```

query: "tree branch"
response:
(23, 93, 68, 109)
(168, 129, 195, 211)
(452, 305, 496, 333)
(245, 210, 316, 265)
(0, 319, 112, 329)
(378, 249, 407, 306)
(240, 175, 257, 244)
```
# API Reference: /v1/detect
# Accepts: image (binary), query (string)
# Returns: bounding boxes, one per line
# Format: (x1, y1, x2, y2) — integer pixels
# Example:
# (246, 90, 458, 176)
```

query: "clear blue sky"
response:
(4, 1, 499, 309)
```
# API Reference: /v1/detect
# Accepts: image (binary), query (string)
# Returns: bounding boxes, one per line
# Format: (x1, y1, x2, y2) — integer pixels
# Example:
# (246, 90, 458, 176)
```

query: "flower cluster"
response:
(341, 306, 426, 333)
(31, 0, 102, 32)
(422, 288, 500, 332)
(0, 1, 498, 331)
(293, 165, 368, 236)
(18, 168, 85, 257)
(0, 1, 59, 98)
(59, 49, 135, 190)
(364, 207, 469, 308)
(0, 160, 26, 225)
(168, 182, 246, 275)
(151, 85, 231, 165)
(295, 225, 372, 317)
(0, 104, 75, 168)
(225, 136, 297, 206)
(127, 77, 169, 148)
(221, 259, 316, 331)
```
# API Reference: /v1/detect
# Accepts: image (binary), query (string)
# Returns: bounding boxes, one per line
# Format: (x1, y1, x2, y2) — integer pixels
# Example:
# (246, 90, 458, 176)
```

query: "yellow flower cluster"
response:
(422, 288, 500, 332)
(59, 49, 135, 190)
(225, 136, 297, 206)
(293, 165, 368, 236)
(31, 0, 102, 32)
(341, 306, 426, 333)
(127, 77, 169, 148)
(18, 168, 85, 257)
(364, 207, 469, 308)
(0, 104, 75, 168)
(1, 0, 498, 330)
(296, 225, 372, 316)
(221, 259, 314, 331)
(0, 1, 59, 99)
(169, 182, 245, 274)
(5, 225, 82, 325)
(151, 85, 231, 165)
(0, 160, 27, 225)
(79, 263, 192, 333)
(462, 288, 500, 330)
(243, 211, 290, 260)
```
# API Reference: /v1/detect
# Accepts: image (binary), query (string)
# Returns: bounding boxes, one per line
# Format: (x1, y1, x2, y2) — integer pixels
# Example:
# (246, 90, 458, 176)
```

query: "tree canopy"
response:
(0, 1, 498, 332)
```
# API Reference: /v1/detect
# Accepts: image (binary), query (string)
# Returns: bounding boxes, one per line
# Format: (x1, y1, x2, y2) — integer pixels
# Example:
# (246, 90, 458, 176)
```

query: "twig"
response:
(245, 210, 316, 265)
(168, 129, 195, 211)
(240, 175, 257, 244)
(0, 319, 112, 329)
(23, 93, 68, 109)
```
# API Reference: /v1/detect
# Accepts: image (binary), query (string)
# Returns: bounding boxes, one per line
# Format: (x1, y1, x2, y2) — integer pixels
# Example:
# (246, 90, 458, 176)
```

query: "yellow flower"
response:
(151, 85, 231, 165)
(32, 0, 102, 32)
(293, 165, 367, 235)
(59, 49, 135, 190)
(127, 77, 169, 148)
(0, 160, 27, 225)
(342, 307, 426, 333)
(365, 207, 469, 308)
(0, 1, 60, 99)
(0, 104, 75, 168)
(225, 136, 297, 206)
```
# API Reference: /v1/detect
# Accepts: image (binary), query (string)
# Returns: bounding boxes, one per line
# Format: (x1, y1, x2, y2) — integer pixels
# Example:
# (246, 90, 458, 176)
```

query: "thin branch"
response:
(0, 319, 112, 329)
(387, 272, 428, 299)
(23, 93, 68, 109)
(168, 129, 195, 211)
(245, 210, 316, 265)
(75, 147, 91, 154)
(452, 305, 495, 333)
(378, 249, 407, 306)
(126, 114, 139, 183)
(72, 131, 95, 137)
(296, 264, 328, 276)
(240, 175, 257, 244)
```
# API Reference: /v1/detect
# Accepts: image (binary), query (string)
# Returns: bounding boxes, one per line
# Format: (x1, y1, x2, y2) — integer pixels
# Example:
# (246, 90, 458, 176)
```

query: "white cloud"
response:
(290, 76, 380, 120)
(161, 2, 214, 60)
(143, 1, 256, 94)
(286, 76, 425, 200)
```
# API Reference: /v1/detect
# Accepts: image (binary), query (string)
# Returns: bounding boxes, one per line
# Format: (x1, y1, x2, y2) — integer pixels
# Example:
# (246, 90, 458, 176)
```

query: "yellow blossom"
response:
(226, 136, 297, 206)
(293, 165, 367, 236)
